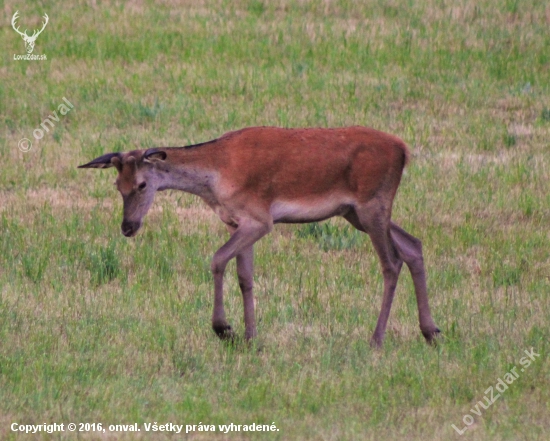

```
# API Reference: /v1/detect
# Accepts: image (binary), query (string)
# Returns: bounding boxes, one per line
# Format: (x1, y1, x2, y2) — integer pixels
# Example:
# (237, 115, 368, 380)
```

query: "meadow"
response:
(1, 0, 549, 439)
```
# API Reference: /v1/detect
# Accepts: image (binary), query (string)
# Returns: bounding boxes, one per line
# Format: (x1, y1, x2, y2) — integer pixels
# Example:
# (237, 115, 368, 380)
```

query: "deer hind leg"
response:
(390, 222, 440, 344)
(211, 219, 271, 340)
(344, 203, 403, 348)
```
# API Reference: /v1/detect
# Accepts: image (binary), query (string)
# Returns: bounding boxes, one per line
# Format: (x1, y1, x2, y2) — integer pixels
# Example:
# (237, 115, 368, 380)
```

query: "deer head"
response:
(78, 149, 169, 237)
(12, 11, 49, 54)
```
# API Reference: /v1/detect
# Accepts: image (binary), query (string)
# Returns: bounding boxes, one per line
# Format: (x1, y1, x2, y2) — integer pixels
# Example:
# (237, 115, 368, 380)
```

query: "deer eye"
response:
(137, 182, 147, 191)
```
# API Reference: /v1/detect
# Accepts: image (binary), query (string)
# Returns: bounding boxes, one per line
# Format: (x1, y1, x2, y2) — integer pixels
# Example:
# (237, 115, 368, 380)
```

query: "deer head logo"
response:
(11, 11, 49, 54)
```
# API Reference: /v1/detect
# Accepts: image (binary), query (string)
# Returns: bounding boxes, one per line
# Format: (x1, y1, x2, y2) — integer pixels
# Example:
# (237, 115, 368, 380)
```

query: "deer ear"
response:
(143, 148, 167, 163)
(78, 153, 120, 169)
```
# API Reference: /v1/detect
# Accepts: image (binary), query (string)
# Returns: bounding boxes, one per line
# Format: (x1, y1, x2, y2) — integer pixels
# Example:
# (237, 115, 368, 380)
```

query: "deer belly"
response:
(270, 198, 352, 223)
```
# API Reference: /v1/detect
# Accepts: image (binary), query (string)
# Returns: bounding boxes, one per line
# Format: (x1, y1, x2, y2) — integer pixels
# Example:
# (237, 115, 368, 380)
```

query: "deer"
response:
(79, 126, 441, 347)
(11, 11, 49, 54)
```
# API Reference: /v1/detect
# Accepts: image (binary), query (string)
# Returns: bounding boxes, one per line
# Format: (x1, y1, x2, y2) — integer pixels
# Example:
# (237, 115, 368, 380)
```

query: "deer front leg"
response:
(210, 219, 271, 340)
(236, 245, 256, 341)
(211, 256, 234, 339)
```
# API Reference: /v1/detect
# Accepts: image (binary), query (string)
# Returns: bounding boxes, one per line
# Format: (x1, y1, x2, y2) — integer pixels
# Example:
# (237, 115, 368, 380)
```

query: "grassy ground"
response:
(1, 0, 549, 439)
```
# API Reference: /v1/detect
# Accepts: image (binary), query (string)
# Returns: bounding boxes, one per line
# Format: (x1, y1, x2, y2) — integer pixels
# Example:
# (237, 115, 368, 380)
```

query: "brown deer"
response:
(79, 126, 440, 347)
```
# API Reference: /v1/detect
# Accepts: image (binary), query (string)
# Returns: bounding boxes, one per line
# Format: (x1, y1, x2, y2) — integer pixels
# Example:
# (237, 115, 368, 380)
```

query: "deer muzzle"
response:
(121, 220, 142, 237)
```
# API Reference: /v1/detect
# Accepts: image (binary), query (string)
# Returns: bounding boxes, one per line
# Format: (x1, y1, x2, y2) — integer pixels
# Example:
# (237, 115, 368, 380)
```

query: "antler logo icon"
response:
(12, 11, 49, 54)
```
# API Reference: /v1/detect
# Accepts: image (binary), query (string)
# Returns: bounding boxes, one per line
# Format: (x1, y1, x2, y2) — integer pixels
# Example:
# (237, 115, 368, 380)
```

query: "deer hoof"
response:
(369, 336, 384, 349)
(213, 323, 235, 341)
(422, 327, 442, 346)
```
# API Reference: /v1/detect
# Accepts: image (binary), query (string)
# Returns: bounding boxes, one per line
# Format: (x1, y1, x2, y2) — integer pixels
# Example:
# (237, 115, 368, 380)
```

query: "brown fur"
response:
(79, 126, 440, 346)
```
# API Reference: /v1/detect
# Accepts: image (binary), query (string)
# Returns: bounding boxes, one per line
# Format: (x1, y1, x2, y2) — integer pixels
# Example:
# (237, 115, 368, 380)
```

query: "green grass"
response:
(1, 0, 549, 439)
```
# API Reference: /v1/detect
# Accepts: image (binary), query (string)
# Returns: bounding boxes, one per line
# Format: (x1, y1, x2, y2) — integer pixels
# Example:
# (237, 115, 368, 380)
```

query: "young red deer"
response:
(79, 126, 440, 347)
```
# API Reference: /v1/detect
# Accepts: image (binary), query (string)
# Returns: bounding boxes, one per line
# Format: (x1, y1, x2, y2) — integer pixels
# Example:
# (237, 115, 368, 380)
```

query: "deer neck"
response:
(157, 149, 220, 204)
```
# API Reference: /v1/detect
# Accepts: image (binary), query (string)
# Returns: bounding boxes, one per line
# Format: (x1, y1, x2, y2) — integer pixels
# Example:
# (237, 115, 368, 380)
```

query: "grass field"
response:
(1, 0, 549, 439)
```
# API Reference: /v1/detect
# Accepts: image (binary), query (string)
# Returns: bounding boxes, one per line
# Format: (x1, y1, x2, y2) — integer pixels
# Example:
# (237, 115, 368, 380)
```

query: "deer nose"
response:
(121, 220, 141, 237)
